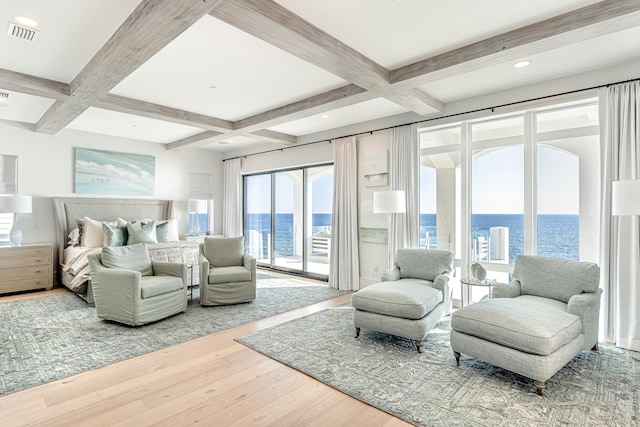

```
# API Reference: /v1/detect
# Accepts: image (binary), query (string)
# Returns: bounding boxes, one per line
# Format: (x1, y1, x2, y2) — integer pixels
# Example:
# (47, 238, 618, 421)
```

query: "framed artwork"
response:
(360, 227, 387, 243)
(74, 148, 155, 196)
(0, 154, 18, 195)
(363, 150, 388, 187)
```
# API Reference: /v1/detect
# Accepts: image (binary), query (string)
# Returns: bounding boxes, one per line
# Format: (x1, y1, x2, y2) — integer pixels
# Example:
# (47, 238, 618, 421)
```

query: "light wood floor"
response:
(0, 283, 411, 427)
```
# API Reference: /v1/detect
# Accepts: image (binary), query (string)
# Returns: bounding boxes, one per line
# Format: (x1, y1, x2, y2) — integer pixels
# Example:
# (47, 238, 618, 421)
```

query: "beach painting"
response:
(363, 150, 388, 187)
(74, 148, 155, 196)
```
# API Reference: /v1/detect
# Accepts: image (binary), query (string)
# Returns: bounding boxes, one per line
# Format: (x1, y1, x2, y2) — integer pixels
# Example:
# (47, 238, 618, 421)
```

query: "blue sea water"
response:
(420, 213, 579, 264)
(246, 213, 579, 263)
(246, 213, 332, 257)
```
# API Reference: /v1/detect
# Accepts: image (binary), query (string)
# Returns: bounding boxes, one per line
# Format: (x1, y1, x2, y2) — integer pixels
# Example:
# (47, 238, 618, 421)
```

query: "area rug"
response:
(0, 273, 345, 397)
(236, 305, 640, 427)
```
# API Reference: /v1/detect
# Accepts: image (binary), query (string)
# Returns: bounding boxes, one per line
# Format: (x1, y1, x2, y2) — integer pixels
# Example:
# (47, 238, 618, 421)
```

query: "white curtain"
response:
(390, 124, 420, 263)
(223, 158, 243, 237)
(329, 136, 360, 290)
(599, 81, 640, 351)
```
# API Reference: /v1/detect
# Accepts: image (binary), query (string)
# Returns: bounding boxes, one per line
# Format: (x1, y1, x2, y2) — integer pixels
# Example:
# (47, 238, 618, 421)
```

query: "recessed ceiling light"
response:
(514, 60, 531, 69)
(321, 114, 330, 119)
(14, 16, 38, 27)
(208, 85, 217, 90)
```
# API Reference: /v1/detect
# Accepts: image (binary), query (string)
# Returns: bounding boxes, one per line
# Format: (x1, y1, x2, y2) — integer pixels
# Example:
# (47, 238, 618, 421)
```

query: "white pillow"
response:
(83, 217, 106, 247)
(157, 218, 179, 242)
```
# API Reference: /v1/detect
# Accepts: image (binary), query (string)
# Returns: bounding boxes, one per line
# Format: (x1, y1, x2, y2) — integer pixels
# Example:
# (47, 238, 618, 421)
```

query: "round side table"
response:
(460, 277, 497, 307)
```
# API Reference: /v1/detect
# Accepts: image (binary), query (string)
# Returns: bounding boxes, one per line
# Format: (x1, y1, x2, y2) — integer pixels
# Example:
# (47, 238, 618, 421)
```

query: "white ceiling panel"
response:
(110, 14, 348, 121)
(274, 0, 602, 69)
(0, 91, 54, 123)
(268, 98, 408, 136)
(0, 0, 140, 82)
(420, 26, 640, 103)
(67, 107, 203, 144)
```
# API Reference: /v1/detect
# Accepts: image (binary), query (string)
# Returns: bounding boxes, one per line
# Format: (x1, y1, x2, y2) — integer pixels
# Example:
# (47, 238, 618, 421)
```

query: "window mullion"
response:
(524, 111, 537, 255)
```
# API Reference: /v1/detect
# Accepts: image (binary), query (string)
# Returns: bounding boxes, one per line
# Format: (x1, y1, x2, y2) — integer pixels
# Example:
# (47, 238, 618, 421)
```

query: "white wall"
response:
(0, 119, 224, 250)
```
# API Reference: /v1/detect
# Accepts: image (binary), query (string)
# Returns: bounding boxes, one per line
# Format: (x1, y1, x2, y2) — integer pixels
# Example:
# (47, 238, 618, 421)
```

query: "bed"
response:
(52, 197, 200, 305)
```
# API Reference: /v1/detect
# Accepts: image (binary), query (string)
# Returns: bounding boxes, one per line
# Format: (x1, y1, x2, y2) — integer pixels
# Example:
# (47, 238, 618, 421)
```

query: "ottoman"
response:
(352, 278, 447, 352)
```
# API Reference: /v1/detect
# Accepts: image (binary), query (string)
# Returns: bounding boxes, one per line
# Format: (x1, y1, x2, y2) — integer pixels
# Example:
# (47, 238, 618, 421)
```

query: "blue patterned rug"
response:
(0, 273, 346, 397)
(237, 305, 640, 427)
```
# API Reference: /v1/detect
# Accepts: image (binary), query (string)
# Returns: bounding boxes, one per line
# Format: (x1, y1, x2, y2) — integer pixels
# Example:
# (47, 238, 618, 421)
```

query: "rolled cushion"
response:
(208, 266, 252, 284)
(451, 296, 582, 356)
(203, 237, 244, 267)
(394, 249, 453, 282)
(351, 279, 443, 320)
(101, 243, 153, 277)
(127, 221, 158, 245)
(513, 255, 600, 303)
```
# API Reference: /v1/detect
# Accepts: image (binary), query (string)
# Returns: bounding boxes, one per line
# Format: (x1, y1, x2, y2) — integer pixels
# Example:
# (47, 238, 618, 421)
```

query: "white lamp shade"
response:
(612, 180, 640, 216)
(0, 195, 32, 213)
(188, 199, 208, 213)
(373, 190, 406, 214)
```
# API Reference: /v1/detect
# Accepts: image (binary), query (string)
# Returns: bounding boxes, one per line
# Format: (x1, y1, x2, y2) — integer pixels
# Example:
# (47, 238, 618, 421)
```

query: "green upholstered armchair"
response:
(199, 236, 256, 306)
(88, 243, 188, 326)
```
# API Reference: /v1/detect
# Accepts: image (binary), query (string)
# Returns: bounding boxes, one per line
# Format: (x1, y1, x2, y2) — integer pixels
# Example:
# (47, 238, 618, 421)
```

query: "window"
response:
(244, 164, 333, 279)
(419, 100, 600, 306)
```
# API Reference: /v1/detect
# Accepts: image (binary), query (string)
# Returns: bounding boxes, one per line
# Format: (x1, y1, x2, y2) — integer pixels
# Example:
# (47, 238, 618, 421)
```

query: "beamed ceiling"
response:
(1, 0, 640, 154)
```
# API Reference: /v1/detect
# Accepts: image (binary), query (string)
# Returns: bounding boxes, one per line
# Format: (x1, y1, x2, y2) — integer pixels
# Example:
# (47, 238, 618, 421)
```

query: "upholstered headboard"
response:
(51, 197, 173, 265)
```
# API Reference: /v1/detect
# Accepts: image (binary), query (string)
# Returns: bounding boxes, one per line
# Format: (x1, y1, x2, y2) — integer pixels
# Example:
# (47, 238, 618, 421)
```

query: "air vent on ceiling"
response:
(7, 22, 39, 42)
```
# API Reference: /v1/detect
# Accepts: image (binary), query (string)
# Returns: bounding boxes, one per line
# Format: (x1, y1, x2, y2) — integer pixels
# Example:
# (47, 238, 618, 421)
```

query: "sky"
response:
(246, 170, 333, 214)
(249, 144, 581, 216)
(421, 145, 580, 215)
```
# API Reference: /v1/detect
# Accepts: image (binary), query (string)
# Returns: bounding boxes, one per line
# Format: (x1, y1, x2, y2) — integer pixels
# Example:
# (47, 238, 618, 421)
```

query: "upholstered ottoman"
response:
(352, 249, 453, 352)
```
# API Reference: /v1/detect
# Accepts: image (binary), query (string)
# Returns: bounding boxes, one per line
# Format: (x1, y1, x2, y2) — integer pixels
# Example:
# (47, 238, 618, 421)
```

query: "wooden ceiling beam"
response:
(210, 0, 443, 116)
(95, 94, 234, 132)
(0, 68, 69, 101)
(34, 0, 226, 135)
(167, 131, 225, 151)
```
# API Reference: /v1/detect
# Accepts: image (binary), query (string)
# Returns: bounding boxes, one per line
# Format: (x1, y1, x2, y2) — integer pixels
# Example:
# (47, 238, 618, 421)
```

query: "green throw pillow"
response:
(101, 243, 153, 276)
(102, 223, 128, 247)
(127, 221, 158, 245)
(156, 221, 169, 243)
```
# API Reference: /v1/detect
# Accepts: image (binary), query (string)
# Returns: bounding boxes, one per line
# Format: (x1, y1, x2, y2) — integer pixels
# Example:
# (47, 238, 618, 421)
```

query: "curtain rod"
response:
(223, 76, 640, 162)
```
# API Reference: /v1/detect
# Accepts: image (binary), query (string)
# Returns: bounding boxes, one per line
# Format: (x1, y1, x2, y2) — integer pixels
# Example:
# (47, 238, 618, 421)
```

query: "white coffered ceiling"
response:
(1, 0, 639, 153)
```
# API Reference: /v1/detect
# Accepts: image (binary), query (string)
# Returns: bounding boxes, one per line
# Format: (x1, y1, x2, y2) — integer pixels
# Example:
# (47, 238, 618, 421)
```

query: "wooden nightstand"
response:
(0, 244, 53, 295)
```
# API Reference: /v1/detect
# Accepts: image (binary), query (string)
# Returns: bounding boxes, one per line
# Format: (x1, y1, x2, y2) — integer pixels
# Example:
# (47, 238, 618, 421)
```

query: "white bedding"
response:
(62, 241, 201, 291)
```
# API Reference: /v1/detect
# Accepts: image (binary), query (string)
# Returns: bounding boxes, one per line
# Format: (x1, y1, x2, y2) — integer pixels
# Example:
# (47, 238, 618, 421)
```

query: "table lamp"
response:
(0, 195, 32, 245)
(188, 199, 208, 234)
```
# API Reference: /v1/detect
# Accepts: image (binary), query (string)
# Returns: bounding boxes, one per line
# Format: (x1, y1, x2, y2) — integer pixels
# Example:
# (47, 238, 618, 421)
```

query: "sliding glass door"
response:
(244, 164, 333, 279)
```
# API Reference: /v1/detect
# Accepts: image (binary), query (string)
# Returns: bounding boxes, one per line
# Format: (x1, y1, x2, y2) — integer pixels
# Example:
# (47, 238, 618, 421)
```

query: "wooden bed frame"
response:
(51, 197, 175, 303)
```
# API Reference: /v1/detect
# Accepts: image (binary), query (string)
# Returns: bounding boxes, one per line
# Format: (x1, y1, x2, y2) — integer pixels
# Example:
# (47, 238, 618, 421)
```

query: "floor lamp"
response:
(612, 179, 640, 216)
(373, 190, 406, 269)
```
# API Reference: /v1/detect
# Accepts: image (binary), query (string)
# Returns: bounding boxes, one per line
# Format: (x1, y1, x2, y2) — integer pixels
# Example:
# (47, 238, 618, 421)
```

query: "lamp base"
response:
(9, 224, 23, 246)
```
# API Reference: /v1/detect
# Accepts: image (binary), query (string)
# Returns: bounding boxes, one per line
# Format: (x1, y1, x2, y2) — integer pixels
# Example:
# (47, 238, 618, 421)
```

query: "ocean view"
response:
(246, 213, 579, 263)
